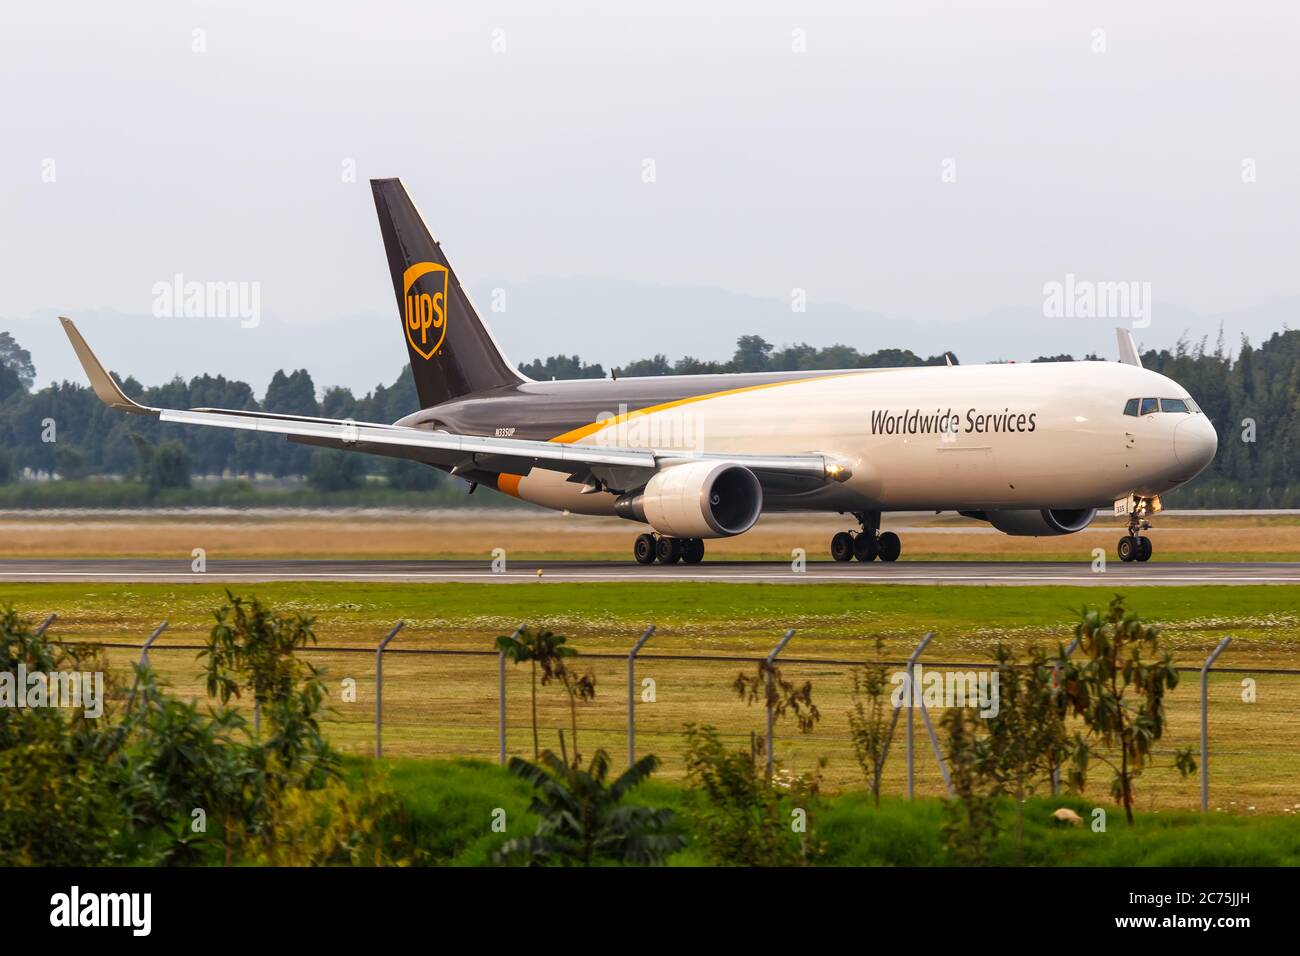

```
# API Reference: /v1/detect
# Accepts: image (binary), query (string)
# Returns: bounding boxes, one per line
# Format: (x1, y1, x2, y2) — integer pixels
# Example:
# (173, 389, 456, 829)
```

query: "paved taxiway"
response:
(0, 559, 1297, 585)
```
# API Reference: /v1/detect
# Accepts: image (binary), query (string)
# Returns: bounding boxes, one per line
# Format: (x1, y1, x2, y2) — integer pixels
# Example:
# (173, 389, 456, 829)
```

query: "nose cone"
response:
(1173, 416, 1217, 475)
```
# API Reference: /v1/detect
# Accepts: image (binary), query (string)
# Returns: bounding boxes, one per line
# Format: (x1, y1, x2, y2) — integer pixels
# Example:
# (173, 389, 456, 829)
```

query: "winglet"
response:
(58, 316, 155, 414)
(1116, 327, 1143, 368)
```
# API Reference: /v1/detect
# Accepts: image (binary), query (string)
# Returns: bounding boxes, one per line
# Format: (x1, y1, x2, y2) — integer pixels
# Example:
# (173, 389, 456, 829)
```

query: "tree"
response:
(308, 448, 365, 491)
(1056, 596, 1197, 827)
(973, 644, 1068, 859)
(0, 362, 22, 403)
(495, 749, 683, 866)
(732, 334, 774, 372)
(0, 597, 390, 867)
(517, 355, 606, 380)
(734, 662, 821, 733)
(262, 369, 318, 416)
(384, 457, 442, 491)
(200, 590, 338, 788)
(847, 640, 891, 806)
(495, 628, 594, 765)
(54, 444, 89, 480)
(0, 332, 35, 390)
(147, 440, 192, 490)
(940, 707, 1000, 864)
(320, 385, 357, 419)
(681, 723, 799, 866)
(615, 354, 672, 377)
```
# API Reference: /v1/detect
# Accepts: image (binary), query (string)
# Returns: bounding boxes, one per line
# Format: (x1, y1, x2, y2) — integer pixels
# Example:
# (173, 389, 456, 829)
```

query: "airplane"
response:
(60, 177, 1218, 566)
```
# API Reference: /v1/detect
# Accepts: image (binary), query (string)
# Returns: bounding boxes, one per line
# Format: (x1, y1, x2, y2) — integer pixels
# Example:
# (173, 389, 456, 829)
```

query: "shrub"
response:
(681, 723, 800, 866)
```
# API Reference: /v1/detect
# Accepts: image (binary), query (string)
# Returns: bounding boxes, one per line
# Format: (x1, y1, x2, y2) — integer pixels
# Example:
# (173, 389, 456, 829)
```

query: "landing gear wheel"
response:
(682, 538, 705, 564)
(1121, 500, 1157, 564)
(877, 531, 901, 563)
(853, 532, 879, 562)
(634, 533, 657, 565)
(831, 531, 855, 562)
(655, 536, 682, 564)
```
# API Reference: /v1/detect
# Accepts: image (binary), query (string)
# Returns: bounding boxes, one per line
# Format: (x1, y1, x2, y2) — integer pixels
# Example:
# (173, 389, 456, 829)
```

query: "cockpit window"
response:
(1123, 398, 1139, 417)
(1139, 397, 1159, 415)
(1159, 398, 1189, 413)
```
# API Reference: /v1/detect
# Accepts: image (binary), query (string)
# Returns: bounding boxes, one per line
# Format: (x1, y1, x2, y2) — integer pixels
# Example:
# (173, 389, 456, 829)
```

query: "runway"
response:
(1, 558, 1298, 585)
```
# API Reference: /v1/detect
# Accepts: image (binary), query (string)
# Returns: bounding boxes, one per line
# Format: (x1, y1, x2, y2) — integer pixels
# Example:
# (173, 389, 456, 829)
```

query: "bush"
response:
(495, 750, 684, 866)
(681, 723, 801, 866)
(0, 596, 400, 866)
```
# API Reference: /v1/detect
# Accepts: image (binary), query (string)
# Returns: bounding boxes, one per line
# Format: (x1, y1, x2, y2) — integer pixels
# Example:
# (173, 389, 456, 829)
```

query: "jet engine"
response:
(961, 508, 1097, 537)
(615, 461, 763, 538)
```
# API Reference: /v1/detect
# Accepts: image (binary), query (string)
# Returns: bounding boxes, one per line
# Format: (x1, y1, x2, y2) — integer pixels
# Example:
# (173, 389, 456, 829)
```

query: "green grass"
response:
(372, 757, 1300, 866)
(5, 580, 1299, 632)
(7, 580, 1299, 662)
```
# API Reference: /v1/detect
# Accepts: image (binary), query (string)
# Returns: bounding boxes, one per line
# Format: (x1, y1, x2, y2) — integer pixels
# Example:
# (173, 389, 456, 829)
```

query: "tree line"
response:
(1, 327, 1298, 506)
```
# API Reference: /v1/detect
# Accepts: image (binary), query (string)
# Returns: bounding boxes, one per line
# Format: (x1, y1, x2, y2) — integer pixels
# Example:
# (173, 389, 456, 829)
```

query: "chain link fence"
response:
(46, 616, 1300, 814)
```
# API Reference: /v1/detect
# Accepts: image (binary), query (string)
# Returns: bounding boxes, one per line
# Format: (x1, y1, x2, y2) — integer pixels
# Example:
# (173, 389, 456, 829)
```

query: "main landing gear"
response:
(831, 512, 900, 563)
(634, 533, 705, 565)
(1117, 512, 1153, 563)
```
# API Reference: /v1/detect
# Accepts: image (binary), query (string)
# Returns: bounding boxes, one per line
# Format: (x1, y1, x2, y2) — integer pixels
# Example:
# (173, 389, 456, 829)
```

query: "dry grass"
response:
(98, 644, 1300, 814)
(2, 509, 1299, 560)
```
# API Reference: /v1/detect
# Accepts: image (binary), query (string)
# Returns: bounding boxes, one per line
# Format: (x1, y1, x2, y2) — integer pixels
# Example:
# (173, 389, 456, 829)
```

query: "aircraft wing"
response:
(59, 317, 849, 492)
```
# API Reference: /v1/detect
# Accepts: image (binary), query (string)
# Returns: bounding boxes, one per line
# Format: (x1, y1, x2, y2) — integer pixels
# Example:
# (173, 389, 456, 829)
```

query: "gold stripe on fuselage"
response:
(547, 371, 869, 444)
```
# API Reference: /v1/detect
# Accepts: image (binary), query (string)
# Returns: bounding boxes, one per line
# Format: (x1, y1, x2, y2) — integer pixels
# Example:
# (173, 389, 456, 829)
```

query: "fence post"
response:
(34, 613, 57, 638)
(905, 632, 934, 799)
(917, 700, 952, 795)
(499, 625, 521, 766)
(1050, 635, 1081, 795)
(125, 620, 168, 715)
(627, 625, 656, 768)
(374, 620, 405, 759)
(765, 629, 796, 782)
(139, 620, 168, 669)
(1201, 636, 1232, 812)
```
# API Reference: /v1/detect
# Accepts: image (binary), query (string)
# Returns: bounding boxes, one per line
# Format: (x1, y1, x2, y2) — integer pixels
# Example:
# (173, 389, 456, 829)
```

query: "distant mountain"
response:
(7, 281, 1295, 396)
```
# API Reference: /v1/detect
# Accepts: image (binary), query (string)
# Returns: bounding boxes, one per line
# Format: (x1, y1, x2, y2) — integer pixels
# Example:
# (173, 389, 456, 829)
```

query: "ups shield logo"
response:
(403, 262, 449, 360)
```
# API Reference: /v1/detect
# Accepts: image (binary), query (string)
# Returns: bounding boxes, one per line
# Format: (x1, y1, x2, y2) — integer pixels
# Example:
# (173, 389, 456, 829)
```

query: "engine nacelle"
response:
(966, 508, 1097, 537)
(615, 461, 763, 539)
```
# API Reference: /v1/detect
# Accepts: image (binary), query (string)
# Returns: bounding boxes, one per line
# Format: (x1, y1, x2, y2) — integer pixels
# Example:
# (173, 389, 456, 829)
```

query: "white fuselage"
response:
(511, 360, 1218, 517)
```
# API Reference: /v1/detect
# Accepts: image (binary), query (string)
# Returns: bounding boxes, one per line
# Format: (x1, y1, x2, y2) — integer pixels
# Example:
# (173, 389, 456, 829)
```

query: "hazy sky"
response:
(2, 1, 1297, 395)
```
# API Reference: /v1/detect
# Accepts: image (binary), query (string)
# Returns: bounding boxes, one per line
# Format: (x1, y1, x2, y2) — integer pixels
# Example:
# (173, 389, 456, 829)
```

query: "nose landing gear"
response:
(1117, 506, 1154, 563)
(634, 533, 705, 565)
(830, 512, 900, 563)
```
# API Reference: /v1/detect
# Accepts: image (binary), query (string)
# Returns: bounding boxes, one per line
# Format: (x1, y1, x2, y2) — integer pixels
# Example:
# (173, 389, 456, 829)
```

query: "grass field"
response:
(4, 509, 1300, 561)
(5, 579, 1299, 813)
(383, 758, 1300, 866)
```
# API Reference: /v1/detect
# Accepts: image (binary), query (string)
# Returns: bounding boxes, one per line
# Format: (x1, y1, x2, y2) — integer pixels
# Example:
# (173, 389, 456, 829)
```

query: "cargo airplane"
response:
(60, 178, 1218, 565)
